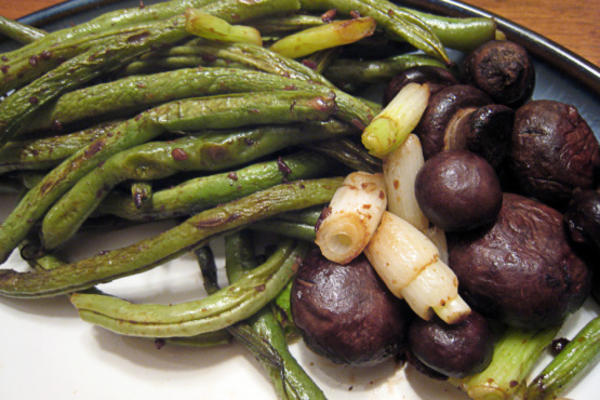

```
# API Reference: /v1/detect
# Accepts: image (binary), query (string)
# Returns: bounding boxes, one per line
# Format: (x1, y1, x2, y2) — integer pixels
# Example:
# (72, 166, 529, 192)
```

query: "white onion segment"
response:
(365, 211, 439, 294)
(365, 211, 471, 323)
(383, 134, 428, 231)
(315, 171, 386, 264)
(424, 225, 449, 264)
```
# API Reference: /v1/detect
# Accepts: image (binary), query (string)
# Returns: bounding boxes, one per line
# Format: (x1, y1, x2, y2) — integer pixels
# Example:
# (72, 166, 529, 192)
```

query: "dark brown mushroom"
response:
(408, 312, 494, 378)
(564, 189, 600, 254)
(414, 84, 492, 160)
(448, 193, 591, 329)
(383, 66, 458, 105)
(510, 100, 600, 207)
(415, 150, 503, 232)
(463, 40, 535, 107)
(291, 249, 411, 366)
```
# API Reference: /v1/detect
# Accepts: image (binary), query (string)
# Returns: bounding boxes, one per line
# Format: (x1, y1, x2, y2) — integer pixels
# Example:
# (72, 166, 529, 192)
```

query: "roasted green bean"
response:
(41, 122, 344, 248)
(97, 149, 342, 221)
(0, 177, 341, 298)
(0, 16, 46, 43)
(0, 89, 347, 263)
(69, 239, 307, 337)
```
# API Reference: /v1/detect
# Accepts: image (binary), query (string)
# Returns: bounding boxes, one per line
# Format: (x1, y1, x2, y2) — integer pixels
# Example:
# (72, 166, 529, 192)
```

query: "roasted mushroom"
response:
(449, 193, 591, 329)
(510, 100, 600, 207)
(291, 249, 410, 366)
(564, 189, 600, 253)
(415, 84, 495, 160)
(463, 40, 535, 107)
(383, 65, 458, 105)
(415, 150, 503, 232)
(408, 312, 494, 378)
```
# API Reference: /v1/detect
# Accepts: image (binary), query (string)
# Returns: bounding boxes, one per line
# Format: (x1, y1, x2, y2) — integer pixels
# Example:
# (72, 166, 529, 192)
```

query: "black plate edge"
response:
(399, 0, 600, 95)
(15, 0, 600, 95)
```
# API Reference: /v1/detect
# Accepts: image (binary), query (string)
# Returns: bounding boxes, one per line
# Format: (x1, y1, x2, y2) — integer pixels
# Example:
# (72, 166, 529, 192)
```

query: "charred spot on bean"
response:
(84, 140, 105, 158)
(194, 212, 240, 228)
(350, 10, 361, 18)
(1, 56, 7, 62)
(550, 337, 570, 355)
(277, 156, 292, 177)
(127, 31, 150, 44)
(201, 53, 217, 63)
(244, 138, 255, 146)
(228, 172, 238, 181)
(284, 85, 297, 90)
(321, 9, 337, 22)
(171, 148, 188, 161)
(0, 65, 9, 74)
(254, 284, 266, 292)
(52, 120, 63, 131)
(28, 96, 39, 105)
(40, 50, 52, 60)
(351, 118, 366, 131)
(302, 59, 318, 70)
(29, 55, 39, 67)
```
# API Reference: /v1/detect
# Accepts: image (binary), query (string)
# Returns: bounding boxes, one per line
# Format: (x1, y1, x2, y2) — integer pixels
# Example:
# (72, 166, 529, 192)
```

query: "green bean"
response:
(19, 236, 66, 272)
(0, 16, 46, 43)
(141, 40, 335, 87)
(42, 119, 344, 249)
(165, 330, 232, 348)
(25, 67, 375, 134)
(324, 54, 446, 87)
(0, 89, 343, 264)
(299, 0, 450, 64)
(209, 233, 326, 399)
(0, 121, 120, 174)
(250, 220, 317, 242)
(0, 0, 215, 65)
(97, 148, 343, 221)
(0, 0, 300, 94)
(407, 9, 497, 52)
(0, 177, 342, 298)
(68, 239, 307, 337)
(251, 14, 325, 35)
(0, 19, 188, 145)
(304, 137, 382, 173)
(120, 55, 249, 75)
(526, 317, 600, 400)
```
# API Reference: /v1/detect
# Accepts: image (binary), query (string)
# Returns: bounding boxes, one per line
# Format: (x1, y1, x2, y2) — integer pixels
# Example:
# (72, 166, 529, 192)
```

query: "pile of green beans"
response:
(0, 0, 510, 398)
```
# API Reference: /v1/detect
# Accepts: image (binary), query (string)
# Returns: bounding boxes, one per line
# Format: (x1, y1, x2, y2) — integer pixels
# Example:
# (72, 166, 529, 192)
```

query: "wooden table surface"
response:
(1, 0, 599, 67)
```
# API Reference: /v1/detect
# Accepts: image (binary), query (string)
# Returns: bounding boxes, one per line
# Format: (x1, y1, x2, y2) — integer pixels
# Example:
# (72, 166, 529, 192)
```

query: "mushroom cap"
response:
(463, 40, 535, 107)
(384, 66, 458, 105)
(510, 100, 600, 207)
(449, 193, 591, 329)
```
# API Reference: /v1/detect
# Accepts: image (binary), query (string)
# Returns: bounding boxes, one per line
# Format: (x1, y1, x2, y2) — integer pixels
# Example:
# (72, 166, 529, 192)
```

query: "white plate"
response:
(1, 0, 600, 399)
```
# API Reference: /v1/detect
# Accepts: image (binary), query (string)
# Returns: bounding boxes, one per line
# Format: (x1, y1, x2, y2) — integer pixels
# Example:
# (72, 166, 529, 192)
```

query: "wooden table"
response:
(2, 0, 599, 67)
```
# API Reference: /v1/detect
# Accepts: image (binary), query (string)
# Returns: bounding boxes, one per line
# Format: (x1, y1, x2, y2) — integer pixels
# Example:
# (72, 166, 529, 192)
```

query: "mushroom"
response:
(510, 100, 600, 207)
(408, 311, 494, 378)
(463, 40, 535, 107)
(291, 249, 410, 366)
(448, 193, 591, 329)
(414, 84, 513, 168)
(564, 188, 600, 253)
(383, 65, 458, 105)
(415, 150, 503, 232)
